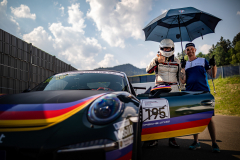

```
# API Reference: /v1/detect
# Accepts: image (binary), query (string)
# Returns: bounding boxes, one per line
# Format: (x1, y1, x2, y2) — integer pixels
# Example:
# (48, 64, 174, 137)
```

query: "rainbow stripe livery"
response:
(106, 144, 132, 160)
(141, 111, 213, 141)
(150, 85, 171, 91)
(0, 93, 105, 132)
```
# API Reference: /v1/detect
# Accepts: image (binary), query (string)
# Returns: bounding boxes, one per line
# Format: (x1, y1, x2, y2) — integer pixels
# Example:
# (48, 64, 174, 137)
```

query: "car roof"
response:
(55, 70, 126, 76)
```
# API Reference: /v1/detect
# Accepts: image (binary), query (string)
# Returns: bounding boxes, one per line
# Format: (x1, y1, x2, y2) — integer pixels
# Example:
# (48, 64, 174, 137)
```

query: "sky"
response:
(0, 0, 240, 70)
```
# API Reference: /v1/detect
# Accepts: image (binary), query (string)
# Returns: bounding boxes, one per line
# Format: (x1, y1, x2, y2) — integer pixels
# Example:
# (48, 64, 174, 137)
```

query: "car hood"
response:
(0, 90, 110, 104)
(0, 90, 109, 132)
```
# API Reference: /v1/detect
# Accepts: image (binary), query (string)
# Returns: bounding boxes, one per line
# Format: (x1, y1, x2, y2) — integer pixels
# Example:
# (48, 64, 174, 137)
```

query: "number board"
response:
(141, 98, 170, 122)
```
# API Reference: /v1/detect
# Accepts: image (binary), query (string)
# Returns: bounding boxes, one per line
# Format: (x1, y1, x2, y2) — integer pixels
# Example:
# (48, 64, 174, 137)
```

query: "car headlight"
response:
(88, 94, 124, 124)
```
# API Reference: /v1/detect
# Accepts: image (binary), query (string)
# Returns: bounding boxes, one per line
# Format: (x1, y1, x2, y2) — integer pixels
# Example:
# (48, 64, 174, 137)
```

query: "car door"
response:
(138, 91, 214, 141)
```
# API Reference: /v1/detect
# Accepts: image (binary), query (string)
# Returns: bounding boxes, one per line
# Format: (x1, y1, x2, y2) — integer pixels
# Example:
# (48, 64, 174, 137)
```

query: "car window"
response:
(87, 82, 110, 89)
(31, 72, 130, 92)
(44, 79, 68, 90)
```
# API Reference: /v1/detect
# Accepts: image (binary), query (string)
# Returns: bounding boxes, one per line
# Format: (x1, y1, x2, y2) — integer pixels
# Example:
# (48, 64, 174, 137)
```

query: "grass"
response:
(208, 75, 240, 116)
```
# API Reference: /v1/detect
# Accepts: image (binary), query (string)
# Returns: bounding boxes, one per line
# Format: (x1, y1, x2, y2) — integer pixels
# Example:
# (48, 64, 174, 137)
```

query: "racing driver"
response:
(146, 38, 183, 148)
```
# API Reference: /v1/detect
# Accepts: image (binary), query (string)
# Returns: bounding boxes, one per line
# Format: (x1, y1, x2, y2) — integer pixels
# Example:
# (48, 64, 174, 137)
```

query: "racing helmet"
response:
(159, 39, 175, 57)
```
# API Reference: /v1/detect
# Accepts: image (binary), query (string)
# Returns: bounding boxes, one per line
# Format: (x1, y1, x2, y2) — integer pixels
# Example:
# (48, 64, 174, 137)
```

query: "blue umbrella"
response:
(143, 7, 221, 57)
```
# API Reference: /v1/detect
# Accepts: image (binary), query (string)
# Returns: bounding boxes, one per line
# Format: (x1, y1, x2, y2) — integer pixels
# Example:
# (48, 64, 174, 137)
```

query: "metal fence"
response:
(129, 64, 240, 84)
(0, 29, 77, 94)
(212, 64, 240, 79)
(128, 74, 155, 84)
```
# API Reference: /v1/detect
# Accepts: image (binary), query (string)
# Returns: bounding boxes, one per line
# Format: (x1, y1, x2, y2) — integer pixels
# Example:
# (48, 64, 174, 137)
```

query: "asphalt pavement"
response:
(142, 115, 240, 160)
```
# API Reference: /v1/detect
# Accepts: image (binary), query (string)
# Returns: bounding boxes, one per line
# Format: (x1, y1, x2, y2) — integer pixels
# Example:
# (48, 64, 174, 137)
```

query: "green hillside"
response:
(208, 75, 240, 116)
(94, 63, 146, 76)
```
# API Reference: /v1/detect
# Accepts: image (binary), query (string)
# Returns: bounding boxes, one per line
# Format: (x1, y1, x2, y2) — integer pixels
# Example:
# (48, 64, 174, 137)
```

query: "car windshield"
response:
(31, 71, 129, 92)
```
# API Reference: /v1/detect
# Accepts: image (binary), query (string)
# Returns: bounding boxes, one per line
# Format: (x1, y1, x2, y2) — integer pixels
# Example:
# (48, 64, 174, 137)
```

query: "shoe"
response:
(169, 139, 180, 148)
(212, 143, 220, 153)
(189, 141, 201, 150)
(148, 140, 158, 147)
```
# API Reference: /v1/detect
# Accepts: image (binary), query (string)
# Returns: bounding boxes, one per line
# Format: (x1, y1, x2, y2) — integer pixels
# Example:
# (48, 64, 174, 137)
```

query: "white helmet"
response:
(159, 39, 175, 57)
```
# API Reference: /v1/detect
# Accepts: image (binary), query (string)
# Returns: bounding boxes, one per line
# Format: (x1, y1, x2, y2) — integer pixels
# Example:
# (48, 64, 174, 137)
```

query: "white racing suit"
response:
(146, 55, 184, 92)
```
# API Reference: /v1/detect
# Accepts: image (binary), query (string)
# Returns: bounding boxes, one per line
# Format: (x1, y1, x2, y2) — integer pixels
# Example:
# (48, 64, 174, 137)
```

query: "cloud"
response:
(98, 54, 119, 68)
(237, 11, 240, 15)
(146, 51, 155, 58)
(140, 60, 147, 68)
(23, 26, 54, 52)
(0, 0, 20, 36)
(23, 3, 103, 70)
(59, 6, 64, 16)
(1, 0, 6, 6)
(67, 3, 85, 32)
(54, 1, 58, 6)
(139, 51, 156, 68)
(199, 44, 211, 54)
(87, 0, 152, 48)
(69, 0, 78, 3)
(10, 4, 36, 20)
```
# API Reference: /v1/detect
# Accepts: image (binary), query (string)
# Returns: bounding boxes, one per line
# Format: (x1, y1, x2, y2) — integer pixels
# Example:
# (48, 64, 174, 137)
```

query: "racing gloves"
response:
(181, 58, 186, 68)
(209, 55, 216, 66)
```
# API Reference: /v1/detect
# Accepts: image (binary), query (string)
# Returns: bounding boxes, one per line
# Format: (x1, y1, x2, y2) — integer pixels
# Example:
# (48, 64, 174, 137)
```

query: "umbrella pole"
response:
(178, 16, 184, 59)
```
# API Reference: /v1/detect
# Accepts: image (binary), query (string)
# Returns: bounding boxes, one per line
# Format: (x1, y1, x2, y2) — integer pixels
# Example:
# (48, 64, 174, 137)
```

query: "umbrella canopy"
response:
(143, 7, 221, 43)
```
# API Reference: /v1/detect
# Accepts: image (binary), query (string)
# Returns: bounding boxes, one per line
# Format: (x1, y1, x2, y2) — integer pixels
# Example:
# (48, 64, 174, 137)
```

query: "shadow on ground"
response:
(142, 138, 240, 160)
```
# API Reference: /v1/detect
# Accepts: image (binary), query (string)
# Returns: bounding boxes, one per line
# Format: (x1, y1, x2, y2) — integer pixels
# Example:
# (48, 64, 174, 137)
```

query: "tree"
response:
(184, 55, 189, 61)
(204, 54, 211, 61)
(213, 37, 232, 65)
(208, 44, 216, 58)
(176, 51, 185, 60)
(176, 52, 181, 60)
(235, 41, 240, 53)
(236, 53, 240, 63)
(228, 48, 237, 58)
(196, 52, 204, 58)
(235, 41, 240, 63)
(230, 41, 240, 65)
(229, 48, 237, 65)
(212, 46, 227, 66)
(232, 32, 240, 47)
(216, 36, 232, 54)
(231, 54, 238, 64)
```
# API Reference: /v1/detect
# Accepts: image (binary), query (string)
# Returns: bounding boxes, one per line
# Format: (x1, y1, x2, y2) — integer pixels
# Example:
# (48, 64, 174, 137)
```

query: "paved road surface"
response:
(142, 115, 240, 160)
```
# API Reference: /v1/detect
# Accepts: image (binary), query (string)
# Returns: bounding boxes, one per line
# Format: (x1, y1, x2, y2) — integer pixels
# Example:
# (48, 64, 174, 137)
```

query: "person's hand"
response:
(209, 55, 216, 66)
(181, 58, 186, 68)
(157, 52, 165, 63)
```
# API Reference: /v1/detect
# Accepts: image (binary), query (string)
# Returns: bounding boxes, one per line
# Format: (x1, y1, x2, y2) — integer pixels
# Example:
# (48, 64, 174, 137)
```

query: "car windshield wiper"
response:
(77, 88, 91, 90)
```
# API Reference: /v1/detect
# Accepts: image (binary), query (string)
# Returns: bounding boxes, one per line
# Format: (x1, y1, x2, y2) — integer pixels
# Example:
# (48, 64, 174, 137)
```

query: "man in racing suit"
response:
(146, 39, 182, 148)
(146, 39, 183, 92)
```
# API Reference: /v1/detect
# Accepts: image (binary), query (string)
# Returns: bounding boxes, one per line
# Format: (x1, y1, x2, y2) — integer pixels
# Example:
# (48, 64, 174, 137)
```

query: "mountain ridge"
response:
(94, 63, 146, 76)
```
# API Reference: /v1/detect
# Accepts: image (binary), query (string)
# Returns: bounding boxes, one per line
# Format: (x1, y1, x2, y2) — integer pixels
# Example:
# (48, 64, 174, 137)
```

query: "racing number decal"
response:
(141, 98, 170, 122)
(144, 106, 167, 121)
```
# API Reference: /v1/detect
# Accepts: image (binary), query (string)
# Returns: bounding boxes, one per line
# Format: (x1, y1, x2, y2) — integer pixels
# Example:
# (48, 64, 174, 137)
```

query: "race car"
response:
(0, 70, 215, 160)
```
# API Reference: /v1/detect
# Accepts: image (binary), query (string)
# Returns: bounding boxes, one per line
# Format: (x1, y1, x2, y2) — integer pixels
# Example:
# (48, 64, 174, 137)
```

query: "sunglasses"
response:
(186, 48, 195, 52)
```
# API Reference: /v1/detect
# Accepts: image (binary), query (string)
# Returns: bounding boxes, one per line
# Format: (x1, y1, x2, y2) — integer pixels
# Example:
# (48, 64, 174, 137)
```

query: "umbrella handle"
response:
(177, 15, 184, 59)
